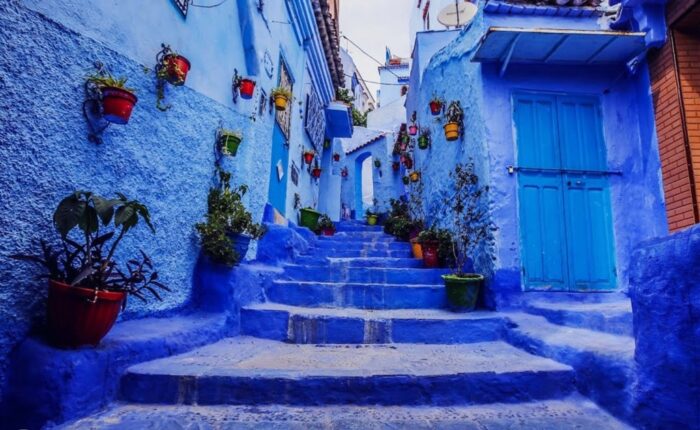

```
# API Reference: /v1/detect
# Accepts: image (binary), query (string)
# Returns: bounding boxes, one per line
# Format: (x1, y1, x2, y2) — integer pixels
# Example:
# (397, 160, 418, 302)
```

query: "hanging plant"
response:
(410, 171, 421, 183)
(402, 176, 410, 185)
(408, 111, 418, 136)
(418, 127, 431, 150)
(333, 153, 341, 162)
(430, 95, 444, 116)
(219, 129, 243, 156)
(443, 101, 464, 141)
(312, 166, 322, 178)
(392, 161, 400, 172)
(86, 72, 138, 125)
(403, 155, 414, 170)
(374, 159, 382, 169)
(303, 150, 315, 165)
(271, 86, 292, 111)
(154, 44, 190, 111)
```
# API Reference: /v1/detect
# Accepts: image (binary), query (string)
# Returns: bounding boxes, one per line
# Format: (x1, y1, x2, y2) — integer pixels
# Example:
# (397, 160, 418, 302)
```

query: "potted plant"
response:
(365, 209, 378, 226)
(402, 155, 414, 170)
(402, 176, 410, 185)
(161, 52, 191, 86)
(442, 162, 495, 312)
(443, 101, 463, 141)
(303, 150, 315, 165)
(417, 227, 453, 269)
(316, 214, 335, 236)
(11, 192, 167, 348)
(333, 153, 341, 162)
(219, 129, 243, 157)
(418, 128, 431, 149)
(300, 207, 322, 230)
(409, 171, 421, 183)
(374, 159, 382, 169)
(429, 96, 443, 116)
(86, 72, 138, 125)
(311, 166, 322, 178)
(341, 167, 349, 178)
(196, 168, 266, 266)
(271, 87, 292, 111)
(238, 78, 256, 99)
(408, 124, 419, 136)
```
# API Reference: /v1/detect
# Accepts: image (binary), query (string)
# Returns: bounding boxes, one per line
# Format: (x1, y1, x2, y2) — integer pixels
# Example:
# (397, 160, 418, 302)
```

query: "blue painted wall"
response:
(0, 0, 336, 400)
(406, 2, 668, 307)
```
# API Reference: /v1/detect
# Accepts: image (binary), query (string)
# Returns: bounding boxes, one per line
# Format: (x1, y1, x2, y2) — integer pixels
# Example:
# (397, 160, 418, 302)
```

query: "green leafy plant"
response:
(316, 214, 335, 232)
(196, 168, 266, 266)
(444, 161, 496, 276)
(352, 107, 369, 127)
(271, 86, 292, 100)
(86, 72, 135, 93)
(444, 101, 464, 124)
(336, 88, 354, 104)
(11, 192, 167, 302)
(418, 227, 454, 266)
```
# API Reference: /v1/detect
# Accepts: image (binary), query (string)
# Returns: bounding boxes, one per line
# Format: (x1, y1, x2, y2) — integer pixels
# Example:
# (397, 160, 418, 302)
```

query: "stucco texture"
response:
(0, 1, 272, 398)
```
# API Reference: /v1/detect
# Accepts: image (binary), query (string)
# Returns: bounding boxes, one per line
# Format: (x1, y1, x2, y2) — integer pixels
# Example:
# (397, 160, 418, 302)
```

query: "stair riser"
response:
(314, 242, 410, 251)
(282, 267, 449, 284)
(334, 226, 384, 232)
(292, 257, 423, 268)
(524, 306, 633, 337)
(266, 283, 445, 309)
(240, 309, 506, 344)
(121, 370, 574, 406)
(304, 250, 413, 258)
(321, 232, 393, 240)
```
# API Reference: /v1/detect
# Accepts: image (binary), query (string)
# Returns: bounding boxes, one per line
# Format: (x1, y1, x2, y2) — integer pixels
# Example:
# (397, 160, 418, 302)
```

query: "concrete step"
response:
(302, 248, 413, 258)
(335, 223, 383, 232)
(313, 240, 410, 250)
(293, 256, 423, 268)
(321, 231, 393, 240)
(524, 300, 633, 336)
(59, 396, 632, 429)
(266, 280, 445, 309)
(241, 303, 507, 344)
(503, 312, 637, 422)
(119, 337, 575, 406)
(281, 265, 449, 284)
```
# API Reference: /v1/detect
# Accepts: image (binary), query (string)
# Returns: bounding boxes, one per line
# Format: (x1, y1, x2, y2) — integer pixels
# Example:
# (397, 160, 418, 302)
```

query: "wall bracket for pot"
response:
(232, 69, 242, 104)
(82, 61, 110, 145)
(154, 43, 176, 111)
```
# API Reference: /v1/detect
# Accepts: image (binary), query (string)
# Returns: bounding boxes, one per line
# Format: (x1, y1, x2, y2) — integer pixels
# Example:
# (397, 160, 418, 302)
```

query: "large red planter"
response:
(47, 279, 125, 348)
(239, 78, 256, 99)
(429, 101, 442, 116)
(101, 86, 138, 125)
(322, 228, 335, 236)
(421, 241, 440, 268)
(163, 54, 191, 86)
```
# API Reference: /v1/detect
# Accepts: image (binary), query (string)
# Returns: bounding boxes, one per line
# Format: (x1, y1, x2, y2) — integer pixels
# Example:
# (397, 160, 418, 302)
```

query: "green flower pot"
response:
(299, 208, 321, 230)
(366, 215, 378, 226)
(220, 133, 242, 156)
(418, 136, 429, 149)
(442, 274, 483, 312)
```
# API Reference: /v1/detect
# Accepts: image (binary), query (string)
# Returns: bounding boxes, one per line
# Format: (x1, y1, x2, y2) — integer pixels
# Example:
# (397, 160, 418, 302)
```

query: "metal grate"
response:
(172, 0, 189, 17)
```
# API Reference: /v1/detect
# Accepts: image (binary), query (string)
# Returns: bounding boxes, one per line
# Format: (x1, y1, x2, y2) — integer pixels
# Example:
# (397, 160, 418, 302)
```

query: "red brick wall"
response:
(676, 32, 700, 217)
(649, 34, 699, 230)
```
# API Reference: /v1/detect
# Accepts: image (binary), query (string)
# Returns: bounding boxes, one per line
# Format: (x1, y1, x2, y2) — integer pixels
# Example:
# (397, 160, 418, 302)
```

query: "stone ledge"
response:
(0, 312, 233, 429)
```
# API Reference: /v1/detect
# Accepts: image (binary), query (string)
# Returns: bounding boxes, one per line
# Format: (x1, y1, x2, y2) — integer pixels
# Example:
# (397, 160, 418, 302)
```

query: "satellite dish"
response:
(437, 1, 477, 28)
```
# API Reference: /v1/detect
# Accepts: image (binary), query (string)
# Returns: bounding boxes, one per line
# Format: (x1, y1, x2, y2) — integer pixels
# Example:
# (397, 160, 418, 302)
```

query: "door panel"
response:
(267, 124, 288, 216)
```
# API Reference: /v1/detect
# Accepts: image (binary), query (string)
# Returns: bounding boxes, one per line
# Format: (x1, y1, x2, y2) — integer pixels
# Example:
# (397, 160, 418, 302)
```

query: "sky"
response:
(339, 0, 412, 98)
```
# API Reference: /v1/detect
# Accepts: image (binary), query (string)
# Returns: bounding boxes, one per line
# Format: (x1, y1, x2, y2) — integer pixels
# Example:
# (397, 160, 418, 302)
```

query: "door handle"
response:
(567, 180, 585, 187)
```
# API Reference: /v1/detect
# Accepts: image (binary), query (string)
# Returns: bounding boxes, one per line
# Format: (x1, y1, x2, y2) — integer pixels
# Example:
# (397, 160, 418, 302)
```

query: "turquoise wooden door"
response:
(515, 93, 616, 291)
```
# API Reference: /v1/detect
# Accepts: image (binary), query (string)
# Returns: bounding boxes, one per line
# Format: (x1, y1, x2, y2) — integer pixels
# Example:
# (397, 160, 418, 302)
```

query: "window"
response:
(276, 61, 293, 140)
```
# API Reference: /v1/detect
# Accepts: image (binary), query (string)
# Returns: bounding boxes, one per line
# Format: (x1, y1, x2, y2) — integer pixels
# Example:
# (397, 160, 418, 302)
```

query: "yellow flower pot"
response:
(444, 122, 460, 141)
(367, 215, 378, 226)
(409, 171, 421, 182)
(410, 238, 423, 259)
(274, 94, 288, 111)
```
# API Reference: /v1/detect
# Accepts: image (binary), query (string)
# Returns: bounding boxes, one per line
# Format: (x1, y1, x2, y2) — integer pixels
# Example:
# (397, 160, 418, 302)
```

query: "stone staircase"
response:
(59, 221, 634, 429)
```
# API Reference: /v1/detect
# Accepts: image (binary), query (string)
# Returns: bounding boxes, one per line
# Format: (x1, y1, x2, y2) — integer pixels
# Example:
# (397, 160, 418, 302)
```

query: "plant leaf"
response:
(54, 194, 86, 237)
(92, 196, 120, 226)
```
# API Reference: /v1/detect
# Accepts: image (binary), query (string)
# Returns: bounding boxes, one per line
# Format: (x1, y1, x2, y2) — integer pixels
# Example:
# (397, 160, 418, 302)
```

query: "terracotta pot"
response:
(333, 153, 341, 162)
(410, 238, 423, 259)
(444, 122, 460, 141)
(410, 171, 421, 182)
(274, 94, 288, 111)
(322, 227, 335, 236)
(239, 78, 256, 99)
(47, 279, 125, 348)
(163, 54, 191, 86)
(101, 86, 138, 125)
(303, 152, 315, 165)
(408, 125, 418, 136)
(430, 101, 442, 116)
(421, 241, 440, 268)
(312, 167, 322, 178)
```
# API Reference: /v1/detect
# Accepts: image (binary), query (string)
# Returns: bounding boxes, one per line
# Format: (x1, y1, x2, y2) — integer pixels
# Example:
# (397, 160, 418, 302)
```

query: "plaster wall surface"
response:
(407, 5, 667, 306)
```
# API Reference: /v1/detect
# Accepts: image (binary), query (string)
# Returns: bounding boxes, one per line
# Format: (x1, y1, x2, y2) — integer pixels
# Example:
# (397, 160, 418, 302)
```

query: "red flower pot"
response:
(239, 78, 256, 99)
(322, 228, 335, 236)
(163, 54, 191, 86)
(304, 152, 315, 165)
(46, 280, 125, 348)
(101, 86, 138, 125)
(403, 158, 413, 169)
(341, 169, 348, 178)
(408, 125, 418, 136)
(392, 161, 400, 171)
(333, 153, 341, 162)
(430, 101, 442, 116)
(421, 241, 440, 268)
(312, 167, 322, 178)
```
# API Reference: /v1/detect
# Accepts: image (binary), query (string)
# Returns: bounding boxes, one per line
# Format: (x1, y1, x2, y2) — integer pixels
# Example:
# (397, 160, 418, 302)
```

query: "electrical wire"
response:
(340, 34, 404, 80)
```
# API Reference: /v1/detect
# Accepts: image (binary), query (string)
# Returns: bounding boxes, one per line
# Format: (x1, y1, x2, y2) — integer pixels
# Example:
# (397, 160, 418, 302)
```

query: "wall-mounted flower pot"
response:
(274, 94, 289, 111)
(418, 136, 429, 149)
(430, 101, 442, 116)
(403, 158, 413, 170)
(443, 274, 483, 312)
(392, 161, 400, 172)
(409, 171, 421, 182)
(402, 135, 410, 144)
(408, 125, 418, 136)
(47, 279, 125, 348)
(399, 142, 408, 152)
(312, 167, 322, 178)
(303, 151, 315, 165)
(239, 78, 256, 99)
(374, 159, 381, 168)
(299, 208, 321, 230)
(220, 132, 242, 156)
(410, 238, 423, 259)
(163, 54, 191, 86)
(366, 214, 378, 226)
(402, 176, 410, 185)
(333, 153, 341, 162)
(444, 122, 460, 141)
(421, 241, 440, 268)
(321, 227, 335, 236)
(101, 86, 138, 125)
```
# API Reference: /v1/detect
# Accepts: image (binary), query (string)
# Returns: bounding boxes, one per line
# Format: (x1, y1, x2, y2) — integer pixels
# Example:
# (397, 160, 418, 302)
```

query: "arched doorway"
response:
(354, 151, 374, 219)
